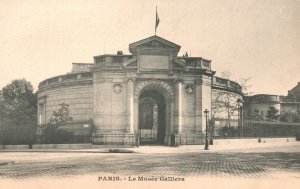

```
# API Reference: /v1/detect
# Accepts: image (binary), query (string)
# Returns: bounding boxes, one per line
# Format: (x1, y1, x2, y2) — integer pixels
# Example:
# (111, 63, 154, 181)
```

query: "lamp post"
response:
(237, 99, 243, 138)
(204, 109, 209, 150)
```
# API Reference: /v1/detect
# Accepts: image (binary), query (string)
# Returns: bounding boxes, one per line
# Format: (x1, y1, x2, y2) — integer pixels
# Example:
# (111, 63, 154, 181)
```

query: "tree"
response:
(0, 93, 7, 123)
(212, 90, 239, 121)
(1, 79, 37, 124)
(213, 71, 237, 118)
(0, 79, 37, 144)
(266, 106, 280, 121)
(49, 103, 73, 125)
(212, 71, 251, 122)
(212, 71, 253, 137)
(238, 77, 253, 96)
(43, 103, 73, 144)
(252, 108, 265, 121)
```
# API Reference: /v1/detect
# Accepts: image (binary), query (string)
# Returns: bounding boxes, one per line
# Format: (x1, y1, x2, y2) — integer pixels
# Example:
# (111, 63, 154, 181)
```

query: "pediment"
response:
(129, 35, 181, 54)
(138, 40, 175, 49)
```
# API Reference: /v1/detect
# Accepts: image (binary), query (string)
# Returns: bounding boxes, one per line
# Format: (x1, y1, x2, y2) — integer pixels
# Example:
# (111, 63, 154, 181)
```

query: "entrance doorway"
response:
(139, 90, 166, 145)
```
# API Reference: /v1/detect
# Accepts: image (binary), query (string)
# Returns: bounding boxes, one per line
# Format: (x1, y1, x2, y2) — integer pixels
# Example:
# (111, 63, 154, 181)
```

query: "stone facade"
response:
(288, 82, 300, 102)
(37, 35, 245, 146)
(244, 94, 281, 118)
(244, 83, 300, 120)
(38, 72, 93, 124)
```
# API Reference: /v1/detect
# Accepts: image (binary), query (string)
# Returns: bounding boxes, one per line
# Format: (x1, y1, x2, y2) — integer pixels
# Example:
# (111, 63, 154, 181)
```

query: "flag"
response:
(155, 7, 160, 35)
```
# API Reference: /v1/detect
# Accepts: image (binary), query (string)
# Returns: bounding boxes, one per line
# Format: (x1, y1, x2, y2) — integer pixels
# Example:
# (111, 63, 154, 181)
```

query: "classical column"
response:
(178, 82, 183, 133)
(133, 97, 139, 136)
(195, 81, 202, 132)
(195, 77, 212, 132)
(38, 96, 47, 125)
(169, 100, 175, 132)
(174, 80, 184, 133)
(127, 79, 134, 133)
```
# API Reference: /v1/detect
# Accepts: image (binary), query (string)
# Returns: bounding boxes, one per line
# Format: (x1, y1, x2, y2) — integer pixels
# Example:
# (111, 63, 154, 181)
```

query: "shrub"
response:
(43, 124, 73, 144)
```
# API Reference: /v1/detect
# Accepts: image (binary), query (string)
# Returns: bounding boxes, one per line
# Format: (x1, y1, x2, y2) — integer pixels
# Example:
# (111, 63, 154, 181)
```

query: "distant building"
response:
(244, 83, 300, 119)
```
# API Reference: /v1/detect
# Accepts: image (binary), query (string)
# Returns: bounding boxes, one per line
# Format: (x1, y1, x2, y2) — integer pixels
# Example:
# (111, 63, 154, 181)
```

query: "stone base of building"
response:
(32, 143, 92, 149)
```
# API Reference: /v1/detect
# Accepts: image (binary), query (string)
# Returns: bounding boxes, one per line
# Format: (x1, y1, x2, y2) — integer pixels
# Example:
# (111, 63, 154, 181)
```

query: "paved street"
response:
(0, 143, 299, 189)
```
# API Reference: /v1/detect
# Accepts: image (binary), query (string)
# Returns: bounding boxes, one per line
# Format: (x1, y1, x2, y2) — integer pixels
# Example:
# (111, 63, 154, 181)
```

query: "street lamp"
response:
(237, 99, 243, 138)
(204, 109, 209, 150)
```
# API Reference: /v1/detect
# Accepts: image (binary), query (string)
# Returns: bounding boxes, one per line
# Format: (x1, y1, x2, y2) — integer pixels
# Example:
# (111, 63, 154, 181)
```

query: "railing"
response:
(0, 123, 36, 145)
(92, 133, 137, 146)
(39, 72, 93, 88)
(212, 76, 242, 93)
(37, 120, 93, 144)
(172, 130, 205, 145)
(94, 55, 132, 65)
(211, 118, 300, 138)
(177, 57, 211, 70)
(281, 96, 296, 103)
(71, 63, 93, 73)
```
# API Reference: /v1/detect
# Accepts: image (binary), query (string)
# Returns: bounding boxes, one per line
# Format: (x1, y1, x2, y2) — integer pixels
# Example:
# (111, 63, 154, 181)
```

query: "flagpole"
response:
(155, 6, 157, 36)
(155, 5, 159, 36)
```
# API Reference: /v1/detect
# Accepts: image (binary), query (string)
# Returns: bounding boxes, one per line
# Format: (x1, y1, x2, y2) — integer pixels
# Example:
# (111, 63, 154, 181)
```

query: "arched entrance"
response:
(134, 80, 175, 146)
(139, 90, 165, 144)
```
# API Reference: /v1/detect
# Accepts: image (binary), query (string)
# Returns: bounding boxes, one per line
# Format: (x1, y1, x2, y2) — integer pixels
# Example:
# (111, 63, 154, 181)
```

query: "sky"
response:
(0, 0, 299, 95)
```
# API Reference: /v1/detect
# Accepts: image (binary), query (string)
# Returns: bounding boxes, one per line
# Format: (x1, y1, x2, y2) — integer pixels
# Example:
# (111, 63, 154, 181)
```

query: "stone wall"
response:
(93, 80, 128, 131)
(281, 103, 300, 114)
(288, 82, 300, 102)
(38, 85, 93, 124)
(244, 94, 281, 118)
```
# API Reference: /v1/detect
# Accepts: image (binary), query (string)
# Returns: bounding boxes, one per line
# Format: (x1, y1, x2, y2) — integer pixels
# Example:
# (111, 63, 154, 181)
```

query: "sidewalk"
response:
(126, 140, 300, 153)
(1, 140, 299, 154)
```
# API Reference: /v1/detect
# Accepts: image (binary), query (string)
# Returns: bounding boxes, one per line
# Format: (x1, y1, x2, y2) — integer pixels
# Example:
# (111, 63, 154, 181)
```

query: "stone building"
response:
(244, 94, 281, 118)
(244, 83, 300, 120)
(37, 35, 245, 145)
(283, 83, 300, 114)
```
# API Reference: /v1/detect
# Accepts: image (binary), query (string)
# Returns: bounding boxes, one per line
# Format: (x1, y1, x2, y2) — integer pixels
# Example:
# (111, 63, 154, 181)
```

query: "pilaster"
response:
(127, 79, 134, 133)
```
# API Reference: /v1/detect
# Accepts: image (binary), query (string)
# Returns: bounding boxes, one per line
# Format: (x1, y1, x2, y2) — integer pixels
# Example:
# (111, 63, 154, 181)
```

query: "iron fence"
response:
(92, 130, 137, 146)
(0, 123, 36, 145)
(175, 131, 205, 145)
(211, 118, 300, 139)
(37, 120, 92, 144)
(7, 118, 299, 145)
